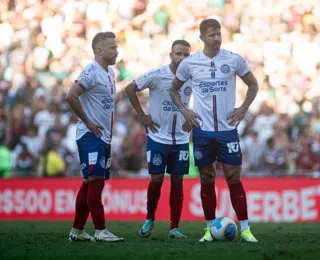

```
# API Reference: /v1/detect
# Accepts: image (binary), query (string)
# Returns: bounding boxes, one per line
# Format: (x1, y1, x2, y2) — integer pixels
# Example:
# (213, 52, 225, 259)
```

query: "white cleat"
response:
(94, 228, 124, 242)
(69, 228, 95, 242)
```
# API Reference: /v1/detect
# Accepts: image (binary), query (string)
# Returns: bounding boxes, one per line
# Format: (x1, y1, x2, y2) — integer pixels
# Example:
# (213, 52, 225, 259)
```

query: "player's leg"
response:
(168, 174, 186, 238)
(166, 143, 189, 239)
(198, 163, 217, 242)
(69, 179, 94, 241)
(140, 137, 167, 237)
(217, 130, 258, 242)
(69, 133, 94, 242)
(140, 173, 164, 237)
(78, 133, 123, 242)
(221, 164, 257, 242)
(193, 130, 218, 242)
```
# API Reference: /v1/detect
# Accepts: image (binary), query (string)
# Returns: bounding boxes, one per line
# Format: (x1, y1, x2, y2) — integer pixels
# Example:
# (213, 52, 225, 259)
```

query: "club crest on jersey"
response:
(220, 64, 231, 74)
(152, 153, 162, 166)
(194, 149, 203, 160)
(184, 86, 192, 96)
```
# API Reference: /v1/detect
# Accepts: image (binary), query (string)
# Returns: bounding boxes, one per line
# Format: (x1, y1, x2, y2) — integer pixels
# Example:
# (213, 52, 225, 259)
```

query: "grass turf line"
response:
(0, 221, 319, 260)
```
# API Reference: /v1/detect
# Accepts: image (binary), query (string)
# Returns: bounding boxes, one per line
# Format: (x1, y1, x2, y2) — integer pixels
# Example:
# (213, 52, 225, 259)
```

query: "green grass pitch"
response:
(0, 221, 319, 260)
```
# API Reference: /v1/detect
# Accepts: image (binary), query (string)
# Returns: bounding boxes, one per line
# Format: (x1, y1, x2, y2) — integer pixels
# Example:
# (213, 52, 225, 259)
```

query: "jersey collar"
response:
(93, 60, 109, 74)
(201, 49, 222, 60)
(166, 64, 175, 78)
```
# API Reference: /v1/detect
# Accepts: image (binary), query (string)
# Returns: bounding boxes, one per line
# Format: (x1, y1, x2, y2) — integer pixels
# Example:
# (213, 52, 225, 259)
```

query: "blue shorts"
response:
(192, 128, 242, 167)
(77, 132, 111, 180)
(147, 136, 189, 175)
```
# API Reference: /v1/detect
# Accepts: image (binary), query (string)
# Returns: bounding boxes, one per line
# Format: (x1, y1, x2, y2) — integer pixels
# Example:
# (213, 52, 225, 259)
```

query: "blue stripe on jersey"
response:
(212, 95, 218, 131)
(171, 114, 177, 145)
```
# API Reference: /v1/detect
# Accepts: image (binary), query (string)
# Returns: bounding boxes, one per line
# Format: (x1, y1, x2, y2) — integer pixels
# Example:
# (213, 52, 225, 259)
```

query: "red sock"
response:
(170, 183, 183, 229)
(87, 179, 106, 230)
(200, 182, 216, 220)
(73, 182, 89, 230)
(228, 182, 248, 220)
(146, 181, 162, 221)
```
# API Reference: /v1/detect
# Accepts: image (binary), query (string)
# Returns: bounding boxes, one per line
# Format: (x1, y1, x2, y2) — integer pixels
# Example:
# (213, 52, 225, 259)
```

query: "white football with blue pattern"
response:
(210, 217, 237, 241)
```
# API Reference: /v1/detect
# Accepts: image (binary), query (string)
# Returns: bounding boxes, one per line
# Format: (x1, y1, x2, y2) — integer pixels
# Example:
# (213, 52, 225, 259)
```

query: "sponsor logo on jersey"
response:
(199, 81, 228, 93)
(220, 64, 231, 74)
(102, 96, 115, 110)
(209, 61, 217, 78)
(162, 100, 188, 112)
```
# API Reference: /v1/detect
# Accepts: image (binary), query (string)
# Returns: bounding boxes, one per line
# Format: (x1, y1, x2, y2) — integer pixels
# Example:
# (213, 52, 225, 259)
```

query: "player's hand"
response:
(85, 120, 103, 138)
(181, 108, 201, 128)
(182, 121, 193, 133)
(139, 114, 160, 133)
(227, 106, 247, 127)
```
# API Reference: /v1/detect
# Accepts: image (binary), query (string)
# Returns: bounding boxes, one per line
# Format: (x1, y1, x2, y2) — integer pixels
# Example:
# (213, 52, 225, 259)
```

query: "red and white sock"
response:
(228, 182, 249, 231)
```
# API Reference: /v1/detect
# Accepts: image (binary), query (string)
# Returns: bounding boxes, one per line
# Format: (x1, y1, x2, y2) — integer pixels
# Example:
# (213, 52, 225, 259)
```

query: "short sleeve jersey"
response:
(135, 65, 192, 145)
(75, 60, 115, 144)
(176, 49, 249, 132)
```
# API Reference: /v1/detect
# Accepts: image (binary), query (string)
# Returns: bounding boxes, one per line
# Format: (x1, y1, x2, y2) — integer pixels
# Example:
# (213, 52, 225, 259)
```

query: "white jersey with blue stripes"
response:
(176, 49, 249, 132)
(75, 60, 116, 144)
(135, 64, 192, 145)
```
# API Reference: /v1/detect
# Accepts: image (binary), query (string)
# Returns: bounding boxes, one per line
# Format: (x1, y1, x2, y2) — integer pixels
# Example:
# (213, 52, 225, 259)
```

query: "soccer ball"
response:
(210, 217, 237, 241)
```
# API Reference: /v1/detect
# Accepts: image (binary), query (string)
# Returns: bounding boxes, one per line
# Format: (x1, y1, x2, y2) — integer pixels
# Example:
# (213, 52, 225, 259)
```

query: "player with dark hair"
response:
(125, 40, 192, 239)
(66, 32, 123, 242)
(169, 19, 259, 242)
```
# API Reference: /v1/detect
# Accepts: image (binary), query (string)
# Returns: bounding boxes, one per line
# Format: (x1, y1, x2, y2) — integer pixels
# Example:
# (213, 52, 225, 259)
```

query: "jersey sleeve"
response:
(75, 64, 96, 91)
(235, 54, 250, 77)
(134, 69, 159, 90)
(176, 59, 191, 82)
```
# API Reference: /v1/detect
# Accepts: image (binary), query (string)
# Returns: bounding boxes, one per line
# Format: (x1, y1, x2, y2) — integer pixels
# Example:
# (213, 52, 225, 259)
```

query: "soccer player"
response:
(66, 32, 123, 242)
(125, 40, 192, 239)
(169, 19, 259, 242)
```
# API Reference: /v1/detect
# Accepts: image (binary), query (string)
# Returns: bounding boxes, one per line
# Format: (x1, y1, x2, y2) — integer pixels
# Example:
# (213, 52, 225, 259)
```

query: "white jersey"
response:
(75, 60, 115, 144)
(135, 64, 192, 145)
(176, 49, 249, 132)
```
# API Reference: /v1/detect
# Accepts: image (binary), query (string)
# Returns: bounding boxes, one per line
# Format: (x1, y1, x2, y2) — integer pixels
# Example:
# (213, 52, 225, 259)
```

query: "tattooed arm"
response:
(227, 71, 259, 126)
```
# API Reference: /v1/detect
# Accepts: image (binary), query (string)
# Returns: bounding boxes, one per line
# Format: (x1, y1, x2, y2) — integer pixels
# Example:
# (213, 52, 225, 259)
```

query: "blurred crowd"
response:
(0, 0, 320, 178)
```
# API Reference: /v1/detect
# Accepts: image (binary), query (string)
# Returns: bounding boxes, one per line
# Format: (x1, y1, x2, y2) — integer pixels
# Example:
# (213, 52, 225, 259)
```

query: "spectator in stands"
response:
(0, 0, 320, 177)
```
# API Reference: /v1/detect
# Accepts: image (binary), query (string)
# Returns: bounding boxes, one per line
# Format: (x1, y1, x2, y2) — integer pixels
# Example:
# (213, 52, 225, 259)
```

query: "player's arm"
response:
(227, 71, 259, 126)
(169, 78, 200, 127)
(240, 71, 259, 110)
(125, 81, 160, 133)
(65, 82, 102, 137)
